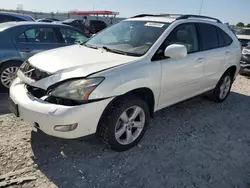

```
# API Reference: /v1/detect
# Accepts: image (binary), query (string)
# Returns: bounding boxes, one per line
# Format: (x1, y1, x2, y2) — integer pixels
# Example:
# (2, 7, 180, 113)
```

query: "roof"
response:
(127, 14, 222, 24)
(0, 11, 35, 21)
(127, 16, 176, 23)
(0, 21, 69, 31)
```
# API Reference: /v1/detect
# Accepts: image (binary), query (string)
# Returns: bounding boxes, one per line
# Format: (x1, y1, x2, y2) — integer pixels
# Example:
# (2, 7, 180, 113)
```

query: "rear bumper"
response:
(9, 78, 113, 139)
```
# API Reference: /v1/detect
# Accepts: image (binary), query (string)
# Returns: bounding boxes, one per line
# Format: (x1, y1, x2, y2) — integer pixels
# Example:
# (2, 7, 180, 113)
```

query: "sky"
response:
(2, 0, 250, 25)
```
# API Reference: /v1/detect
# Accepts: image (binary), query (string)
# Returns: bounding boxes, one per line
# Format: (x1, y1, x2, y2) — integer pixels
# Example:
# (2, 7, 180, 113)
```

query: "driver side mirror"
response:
(164, 44, 187, 59)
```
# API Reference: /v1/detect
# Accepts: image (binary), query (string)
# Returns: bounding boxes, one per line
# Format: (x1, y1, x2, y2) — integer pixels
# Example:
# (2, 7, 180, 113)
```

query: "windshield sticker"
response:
(145, 22, 165, 28)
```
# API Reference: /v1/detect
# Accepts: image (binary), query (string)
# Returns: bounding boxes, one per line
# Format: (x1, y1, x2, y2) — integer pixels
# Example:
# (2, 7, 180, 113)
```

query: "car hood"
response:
(29, 44, 137, 74)
(237, 35, 250, 40)
(19, 44, 139, 89)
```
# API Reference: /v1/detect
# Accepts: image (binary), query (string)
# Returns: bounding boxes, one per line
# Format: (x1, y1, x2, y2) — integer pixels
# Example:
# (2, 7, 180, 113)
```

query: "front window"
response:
(237, 29, 250, 35)
(86, 21, 170, 56)
(60, 28, 88, 44)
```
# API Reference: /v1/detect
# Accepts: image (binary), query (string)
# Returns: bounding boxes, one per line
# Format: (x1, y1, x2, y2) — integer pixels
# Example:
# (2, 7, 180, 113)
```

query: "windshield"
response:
(238, 29, 250, 35)
(86, 21, 170, 56)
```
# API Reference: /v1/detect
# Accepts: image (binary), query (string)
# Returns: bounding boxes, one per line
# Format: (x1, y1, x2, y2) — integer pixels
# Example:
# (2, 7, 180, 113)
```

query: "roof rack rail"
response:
(176, 14, 222, 23)
(131, 14, 182, 18)
(132, 14, 157, 18)
(159, 14, 182, 17)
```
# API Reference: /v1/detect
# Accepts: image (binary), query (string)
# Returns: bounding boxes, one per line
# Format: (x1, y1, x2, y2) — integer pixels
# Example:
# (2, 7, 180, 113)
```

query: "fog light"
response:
(54, 123, 78, 132)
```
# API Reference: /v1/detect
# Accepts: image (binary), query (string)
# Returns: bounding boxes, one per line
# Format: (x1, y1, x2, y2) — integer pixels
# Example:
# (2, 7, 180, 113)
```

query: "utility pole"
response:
(199, 0, 204, 15)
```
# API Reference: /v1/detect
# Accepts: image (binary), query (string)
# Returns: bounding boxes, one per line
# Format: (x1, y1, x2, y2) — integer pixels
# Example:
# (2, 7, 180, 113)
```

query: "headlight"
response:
(50, 77, 104, 101)
(242, 48, 250, 55)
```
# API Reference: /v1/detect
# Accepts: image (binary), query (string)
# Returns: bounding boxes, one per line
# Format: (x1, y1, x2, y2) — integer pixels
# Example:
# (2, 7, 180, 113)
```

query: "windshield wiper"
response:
(102, 46, 134, 56)
(81, 42, 98, 49)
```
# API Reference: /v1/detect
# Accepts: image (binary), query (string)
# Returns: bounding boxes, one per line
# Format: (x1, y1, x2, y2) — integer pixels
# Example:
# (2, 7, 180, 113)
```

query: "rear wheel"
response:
(97, 95, 150, 151)
(0, 62, 21, 92)
(210, 72, 233, 102)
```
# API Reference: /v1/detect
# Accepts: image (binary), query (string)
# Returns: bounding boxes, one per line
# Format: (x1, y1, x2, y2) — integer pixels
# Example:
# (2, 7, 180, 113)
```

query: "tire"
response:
(210, 71, 233, 103)
(97, 95, 150, 152)
(0, 61, 21, 93)
(239, 68, 245, 75)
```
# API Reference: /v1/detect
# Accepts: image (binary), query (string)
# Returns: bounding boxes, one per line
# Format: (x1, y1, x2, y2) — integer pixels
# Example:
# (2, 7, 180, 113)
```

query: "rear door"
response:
(14, 26, 63, 60)
(198, 23, 232, 88)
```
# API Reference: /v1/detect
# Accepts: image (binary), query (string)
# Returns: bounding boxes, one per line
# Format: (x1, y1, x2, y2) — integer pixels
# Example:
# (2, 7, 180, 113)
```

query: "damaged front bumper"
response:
(9, 78, 113, 139)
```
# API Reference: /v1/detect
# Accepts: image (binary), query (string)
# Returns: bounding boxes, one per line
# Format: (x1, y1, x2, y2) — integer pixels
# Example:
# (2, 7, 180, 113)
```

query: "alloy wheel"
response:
(115, 106, 146, 145)
(0, 66, 19, 88)
(219, 75, 231, 99)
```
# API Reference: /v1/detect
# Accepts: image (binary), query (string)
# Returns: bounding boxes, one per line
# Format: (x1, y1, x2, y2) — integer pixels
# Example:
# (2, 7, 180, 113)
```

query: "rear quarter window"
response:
(217, 28, 233, 47)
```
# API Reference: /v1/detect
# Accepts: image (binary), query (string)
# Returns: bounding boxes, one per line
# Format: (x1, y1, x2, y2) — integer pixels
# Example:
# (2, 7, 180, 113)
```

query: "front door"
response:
(154, 23, 205, 109)
(15, 27, 63, 60)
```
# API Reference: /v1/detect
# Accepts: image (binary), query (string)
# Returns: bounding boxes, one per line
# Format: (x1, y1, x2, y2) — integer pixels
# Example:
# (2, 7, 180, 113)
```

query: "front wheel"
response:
(97, 96, 150, 151)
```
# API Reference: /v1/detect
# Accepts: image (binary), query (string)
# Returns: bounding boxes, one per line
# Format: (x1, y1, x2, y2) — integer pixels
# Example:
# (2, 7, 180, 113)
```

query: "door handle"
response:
(225, 52, 230, 56)
(196, 58, 204, 63)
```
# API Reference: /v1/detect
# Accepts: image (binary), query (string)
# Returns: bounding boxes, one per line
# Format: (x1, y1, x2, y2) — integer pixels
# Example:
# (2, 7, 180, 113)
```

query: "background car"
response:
(236, 28, 250, 47)
(240, 45, 250, 75)
(60, 19, 85, 31)
(89, 20, 107, 33)
(37, 18, 59, 23)
(0, 22, 88, 92)
(0, 11, 35, 23)
(61, 18, 107, 35)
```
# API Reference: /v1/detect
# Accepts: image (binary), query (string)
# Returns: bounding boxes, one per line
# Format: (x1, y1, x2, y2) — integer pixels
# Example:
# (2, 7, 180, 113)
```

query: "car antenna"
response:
(199, 0, 204, 15)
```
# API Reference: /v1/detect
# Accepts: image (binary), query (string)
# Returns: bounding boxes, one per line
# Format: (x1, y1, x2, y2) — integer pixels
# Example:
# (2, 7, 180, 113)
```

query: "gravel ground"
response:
(0, 75, 250, 188)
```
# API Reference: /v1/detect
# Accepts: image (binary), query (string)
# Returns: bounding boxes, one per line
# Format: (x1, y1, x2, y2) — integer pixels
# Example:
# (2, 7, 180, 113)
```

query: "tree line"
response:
(236, 22, 250, 28)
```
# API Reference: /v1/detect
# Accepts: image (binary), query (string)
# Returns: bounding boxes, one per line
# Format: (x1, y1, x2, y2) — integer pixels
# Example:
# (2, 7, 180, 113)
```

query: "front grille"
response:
(19, 61, 51, 81)
(26, 85, 47, 98)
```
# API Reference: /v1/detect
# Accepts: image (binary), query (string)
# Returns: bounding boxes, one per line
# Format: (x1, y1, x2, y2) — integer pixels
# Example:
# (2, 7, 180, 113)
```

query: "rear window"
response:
(17, 28, 58, 43)
(90, 20, 106, 26)
(199, 23, 219, 50)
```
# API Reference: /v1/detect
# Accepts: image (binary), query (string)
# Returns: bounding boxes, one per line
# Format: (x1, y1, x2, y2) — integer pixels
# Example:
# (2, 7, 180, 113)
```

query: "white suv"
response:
(9, 14, 241, 151)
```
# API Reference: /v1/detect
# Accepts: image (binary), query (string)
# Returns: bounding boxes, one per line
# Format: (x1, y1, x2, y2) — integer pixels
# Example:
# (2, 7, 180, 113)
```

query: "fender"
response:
(89, 59, 162, 111)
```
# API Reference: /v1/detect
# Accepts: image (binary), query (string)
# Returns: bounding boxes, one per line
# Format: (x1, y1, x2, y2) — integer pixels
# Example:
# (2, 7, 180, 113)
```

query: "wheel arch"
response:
(0, 59, 23, 68)
(224, 65, 237, 79)
(99, 87, 155, 125)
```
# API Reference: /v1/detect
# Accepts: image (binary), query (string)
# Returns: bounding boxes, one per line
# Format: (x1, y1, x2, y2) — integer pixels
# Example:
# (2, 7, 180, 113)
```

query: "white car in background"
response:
(10, 14, 241, 151)
(236, 27, 250, 47)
